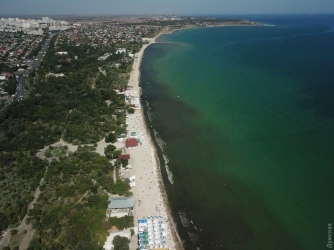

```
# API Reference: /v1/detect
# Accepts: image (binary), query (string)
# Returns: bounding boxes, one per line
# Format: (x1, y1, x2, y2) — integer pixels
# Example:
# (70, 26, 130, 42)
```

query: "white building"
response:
(98, 53, 112, 60)
(142, 38, 153, 42)
(115, 48, 127, 54)
(55, 52, 68, 55)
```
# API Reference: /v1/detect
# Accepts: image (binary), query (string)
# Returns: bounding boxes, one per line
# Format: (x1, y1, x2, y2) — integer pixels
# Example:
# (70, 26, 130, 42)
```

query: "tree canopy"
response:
(113, 235, 130, 250)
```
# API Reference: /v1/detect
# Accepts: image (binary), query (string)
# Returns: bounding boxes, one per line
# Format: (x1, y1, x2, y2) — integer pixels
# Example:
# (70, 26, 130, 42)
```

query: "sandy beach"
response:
(124, 35, 183, 250)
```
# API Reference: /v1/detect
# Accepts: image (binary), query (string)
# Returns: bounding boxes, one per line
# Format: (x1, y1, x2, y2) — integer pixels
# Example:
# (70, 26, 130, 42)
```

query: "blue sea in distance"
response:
(140, 14, 334, 250)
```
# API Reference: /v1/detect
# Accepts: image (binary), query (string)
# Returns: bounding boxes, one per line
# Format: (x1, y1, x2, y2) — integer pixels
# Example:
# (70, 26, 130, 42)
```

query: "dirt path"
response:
(0, 230, 11, 249)
(76, 191, 89, 204)
(113, 169, 117, 183)
(17, 166, 48, 250)
(0, 166, 48, 250)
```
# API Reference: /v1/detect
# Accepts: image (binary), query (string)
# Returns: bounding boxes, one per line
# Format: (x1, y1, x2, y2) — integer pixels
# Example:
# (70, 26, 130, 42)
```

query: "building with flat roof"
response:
(106, 197, 134, 218)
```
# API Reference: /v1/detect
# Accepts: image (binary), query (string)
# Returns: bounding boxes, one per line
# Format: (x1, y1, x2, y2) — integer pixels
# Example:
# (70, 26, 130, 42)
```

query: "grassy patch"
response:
(45, 146, 68, 158)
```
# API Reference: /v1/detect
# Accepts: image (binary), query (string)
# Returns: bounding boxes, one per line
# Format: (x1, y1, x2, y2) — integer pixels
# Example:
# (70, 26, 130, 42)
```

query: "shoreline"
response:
(125, 23, 264, 249)
(125, 32, 184, 250)
(125, 23, 264, 250)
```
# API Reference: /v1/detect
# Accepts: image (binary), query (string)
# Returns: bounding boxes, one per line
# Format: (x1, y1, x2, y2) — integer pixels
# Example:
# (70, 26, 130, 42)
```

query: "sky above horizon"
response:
(0, 0, 333, 16)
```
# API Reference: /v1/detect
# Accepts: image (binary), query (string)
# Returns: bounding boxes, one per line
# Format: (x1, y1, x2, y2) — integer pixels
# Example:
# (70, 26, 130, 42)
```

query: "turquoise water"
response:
(140, 15, 334, 250)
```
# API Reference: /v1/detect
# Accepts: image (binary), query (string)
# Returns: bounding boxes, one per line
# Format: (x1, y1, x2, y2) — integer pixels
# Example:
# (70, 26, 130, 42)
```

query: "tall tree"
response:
(113, 235, 130, 250)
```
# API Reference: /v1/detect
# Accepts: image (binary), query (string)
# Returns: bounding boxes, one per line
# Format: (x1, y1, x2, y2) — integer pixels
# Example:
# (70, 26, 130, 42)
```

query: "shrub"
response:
(128, 108, 134, 114)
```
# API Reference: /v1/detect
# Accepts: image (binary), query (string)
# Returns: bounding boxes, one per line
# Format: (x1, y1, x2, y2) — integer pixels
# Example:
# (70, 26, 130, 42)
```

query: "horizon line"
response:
(0, 12, 334, 17)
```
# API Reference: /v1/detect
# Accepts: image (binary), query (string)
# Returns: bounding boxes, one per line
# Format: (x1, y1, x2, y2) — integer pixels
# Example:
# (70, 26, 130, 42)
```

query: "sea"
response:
(140, 14, 334, 250)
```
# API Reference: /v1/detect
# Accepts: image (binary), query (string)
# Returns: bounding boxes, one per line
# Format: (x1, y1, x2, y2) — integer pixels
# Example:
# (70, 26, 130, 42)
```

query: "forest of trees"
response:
(0, 32, 137, 249)
(27, 149, 122, 249)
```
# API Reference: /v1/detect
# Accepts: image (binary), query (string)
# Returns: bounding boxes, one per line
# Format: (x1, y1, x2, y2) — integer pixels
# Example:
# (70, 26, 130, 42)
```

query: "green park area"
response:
(44, 145, 68, 158)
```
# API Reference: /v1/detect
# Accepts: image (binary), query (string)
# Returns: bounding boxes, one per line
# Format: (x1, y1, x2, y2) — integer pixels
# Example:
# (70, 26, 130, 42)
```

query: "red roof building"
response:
(125, 138, 138, 149)
(117, 154, 130, 162)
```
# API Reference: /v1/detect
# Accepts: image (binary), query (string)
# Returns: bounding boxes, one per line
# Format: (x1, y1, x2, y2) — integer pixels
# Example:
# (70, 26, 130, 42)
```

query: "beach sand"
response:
(125, 35, 183, 250)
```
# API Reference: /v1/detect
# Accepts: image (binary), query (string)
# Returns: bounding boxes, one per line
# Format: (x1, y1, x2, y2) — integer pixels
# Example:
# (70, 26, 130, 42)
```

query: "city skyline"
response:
(1, 0, 334, 16)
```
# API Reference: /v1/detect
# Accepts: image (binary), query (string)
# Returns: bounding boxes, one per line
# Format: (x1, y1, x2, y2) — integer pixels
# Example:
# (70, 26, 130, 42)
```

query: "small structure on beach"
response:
(138, 216, 169, 250)
(106, 197, 134, 218)
(117, 154, 130, 162)
(126, 138, 138, 149)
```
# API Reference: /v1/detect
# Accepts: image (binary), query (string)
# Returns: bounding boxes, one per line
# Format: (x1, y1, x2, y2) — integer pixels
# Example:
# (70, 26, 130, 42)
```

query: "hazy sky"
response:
(1, 0, 333, 16)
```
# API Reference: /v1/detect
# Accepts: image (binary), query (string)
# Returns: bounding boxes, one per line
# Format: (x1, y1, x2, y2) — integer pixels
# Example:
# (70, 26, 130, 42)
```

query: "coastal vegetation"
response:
(28, 150, 112, 249)
(108, 216, 134, 230)
(0, 30, 136, 248)
(125, 17, 257, 28)
(0, 152, 46, 225)
(113, 236, 130, 250)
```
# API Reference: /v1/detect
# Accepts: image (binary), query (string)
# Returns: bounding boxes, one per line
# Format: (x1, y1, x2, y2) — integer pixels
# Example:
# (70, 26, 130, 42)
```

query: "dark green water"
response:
(140, 15, 334, 250)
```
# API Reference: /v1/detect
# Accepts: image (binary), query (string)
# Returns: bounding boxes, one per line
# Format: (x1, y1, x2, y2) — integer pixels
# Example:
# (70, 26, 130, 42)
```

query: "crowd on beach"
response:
(122, 39, 181, 250)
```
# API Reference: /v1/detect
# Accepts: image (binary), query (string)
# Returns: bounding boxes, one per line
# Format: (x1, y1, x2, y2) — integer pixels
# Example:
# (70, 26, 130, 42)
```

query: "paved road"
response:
(14, 34, 54, 102)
